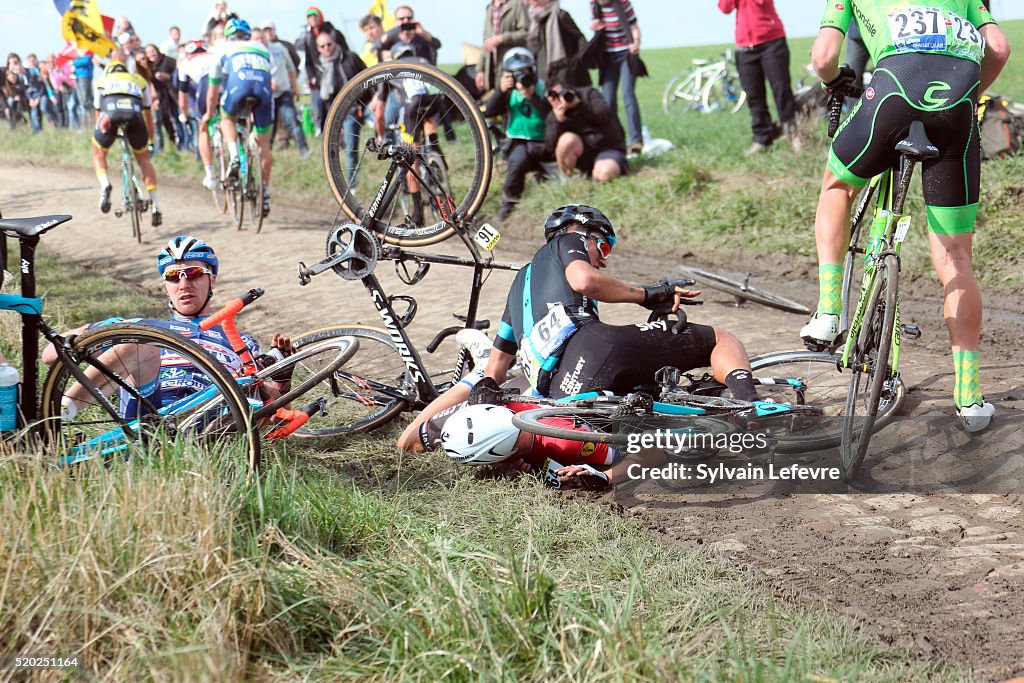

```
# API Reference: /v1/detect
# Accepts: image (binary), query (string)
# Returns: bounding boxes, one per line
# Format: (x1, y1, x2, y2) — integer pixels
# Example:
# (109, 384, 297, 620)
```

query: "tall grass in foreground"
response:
(0, 439, 957, 681)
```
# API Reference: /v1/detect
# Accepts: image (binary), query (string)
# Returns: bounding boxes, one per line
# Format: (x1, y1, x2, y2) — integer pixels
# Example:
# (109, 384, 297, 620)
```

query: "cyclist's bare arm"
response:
(980, 24, 1011, 94)
(484, 347, 516, 386)
(565, 261, 646, 303)
(41, 324, 89, 365)
(811, 27, 845, 82)
(397, 381, 473, 453)
(177, 91, 190, 119)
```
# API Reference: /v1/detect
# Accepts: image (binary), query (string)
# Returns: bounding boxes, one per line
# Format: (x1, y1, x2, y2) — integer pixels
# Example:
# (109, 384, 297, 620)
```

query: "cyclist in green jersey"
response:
(801, 0, 1009, 432)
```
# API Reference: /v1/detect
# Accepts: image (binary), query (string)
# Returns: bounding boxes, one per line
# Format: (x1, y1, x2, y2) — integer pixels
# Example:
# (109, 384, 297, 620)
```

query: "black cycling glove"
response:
(822, 64, 856, 92)
(642, 279, 685, 310)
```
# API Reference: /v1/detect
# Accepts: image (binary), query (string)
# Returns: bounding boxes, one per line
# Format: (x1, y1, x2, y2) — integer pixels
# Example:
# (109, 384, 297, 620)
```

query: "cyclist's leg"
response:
(252, 92, 275, 202)
(126, 114, 160, 221)
(920, 73, 986, 418)
(91, 113, 116, 212)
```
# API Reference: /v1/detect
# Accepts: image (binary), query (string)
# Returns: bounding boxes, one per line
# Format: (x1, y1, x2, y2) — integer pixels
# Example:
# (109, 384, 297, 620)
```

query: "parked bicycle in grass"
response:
(661, 50, 746, 115)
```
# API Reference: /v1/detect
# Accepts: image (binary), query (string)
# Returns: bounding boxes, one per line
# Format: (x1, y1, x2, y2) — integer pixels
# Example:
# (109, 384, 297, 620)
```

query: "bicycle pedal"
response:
(901, 323, 921, 340)
(114, 210, 124, 218)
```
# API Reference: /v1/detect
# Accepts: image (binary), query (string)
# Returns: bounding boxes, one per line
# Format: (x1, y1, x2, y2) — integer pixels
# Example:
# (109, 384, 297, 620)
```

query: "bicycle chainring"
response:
(326, 224, 380, 280)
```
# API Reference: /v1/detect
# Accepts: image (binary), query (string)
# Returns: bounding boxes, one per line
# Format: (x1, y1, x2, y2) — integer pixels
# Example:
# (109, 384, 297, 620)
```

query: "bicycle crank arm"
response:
(296, 252, 350, 285)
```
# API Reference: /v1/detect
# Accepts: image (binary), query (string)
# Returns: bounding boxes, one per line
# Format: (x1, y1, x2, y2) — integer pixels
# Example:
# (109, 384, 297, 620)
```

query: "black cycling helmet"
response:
(543, 204, 616, 245)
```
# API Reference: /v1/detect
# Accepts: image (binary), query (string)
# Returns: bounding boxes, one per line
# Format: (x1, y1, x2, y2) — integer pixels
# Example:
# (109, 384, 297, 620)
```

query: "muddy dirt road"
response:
(2, 163, 1021, 679)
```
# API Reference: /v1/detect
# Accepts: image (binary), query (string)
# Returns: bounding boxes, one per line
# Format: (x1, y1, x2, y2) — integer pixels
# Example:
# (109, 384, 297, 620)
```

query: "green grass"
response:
(0, 238, 962, 680)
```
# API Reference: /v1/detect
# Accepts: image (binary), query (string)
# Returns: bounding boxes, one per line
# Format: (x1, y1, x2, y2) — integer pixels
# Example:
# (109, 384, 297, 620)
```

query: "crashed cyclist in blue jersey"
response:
(42, 235, 294, 420)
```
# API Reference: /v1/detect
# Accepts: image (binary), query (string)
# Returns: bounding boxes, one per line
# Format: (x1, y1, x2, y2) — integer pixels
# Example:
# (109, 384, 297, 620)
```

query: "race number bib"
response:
(528, 304, 576, 360)
(887, 7, 982, 57)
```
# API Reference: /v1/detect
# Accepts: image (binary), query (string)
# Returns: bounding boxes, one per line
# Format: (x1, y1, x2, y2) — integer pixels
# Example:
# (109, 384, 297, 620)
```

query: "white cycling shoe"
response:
(456, 328, 493, 365)
(800, 312, 841, 348)
(957, 401, 995, 433)
(202, 175, 217, 191)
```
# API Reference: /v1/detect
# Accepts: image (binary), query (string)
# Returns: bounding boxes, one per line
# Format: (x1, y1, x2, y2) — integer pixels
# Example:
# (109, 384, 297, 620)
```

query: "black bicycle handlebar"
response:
(826, 82, 863, 138)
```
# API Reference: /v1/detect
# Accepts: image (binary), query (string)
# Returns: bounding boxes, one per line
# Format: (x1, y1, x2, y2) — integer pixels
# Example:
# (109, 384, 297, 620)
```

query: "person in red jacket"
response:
(717, 0, 798, 155)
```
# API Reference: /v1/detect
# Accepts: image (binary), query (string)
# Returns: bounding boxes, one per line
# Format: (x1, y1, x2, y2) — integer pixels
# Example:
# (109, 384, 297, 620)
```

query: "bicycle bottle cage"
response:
(388, 295, 418, 327)
(395, 258, 430, 285)
(326, 224, 380, 280)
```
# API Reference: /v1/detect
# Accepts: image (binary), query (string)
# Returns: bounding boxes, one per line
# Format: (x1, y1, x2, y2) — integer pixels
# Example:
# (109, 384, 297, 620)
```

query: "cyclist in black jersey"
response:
(483, 204, 759, 401)
(801, 1, 1010, 432)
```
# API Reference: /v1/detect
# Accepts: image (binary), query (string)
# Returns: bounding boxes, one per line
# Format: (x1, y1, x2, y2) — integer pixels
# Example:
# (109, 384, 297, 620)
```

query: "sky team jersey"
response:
(821, 1, 996, 64)
(209, 41, 272, 86)
(91, 315, 261, 408)
(93, 70, 152, 109)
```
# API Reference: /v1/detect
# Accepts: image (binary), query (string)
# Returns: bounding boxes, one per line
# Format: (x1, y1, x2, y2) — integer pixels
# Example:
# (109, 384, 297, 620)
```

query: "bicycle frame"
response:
(840, 159, 916, 376)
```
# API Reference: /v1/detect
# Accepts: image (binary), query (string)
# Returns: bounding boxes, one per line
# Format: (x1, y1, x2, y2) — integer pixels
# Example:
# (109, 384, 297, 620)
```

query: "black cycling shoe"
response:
(99, 185, 112, 214)
(261, 192, 271, 217)
(151, 210, 162, 227)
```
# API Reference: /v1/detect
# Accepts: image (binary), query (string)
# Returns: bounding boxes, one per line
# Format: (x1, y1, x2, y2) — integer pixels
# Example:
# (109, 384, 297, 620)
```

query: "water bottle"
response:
(865, 210, 890, 267)
(0, 363, 20, 432)
(642, 124, 651, 145)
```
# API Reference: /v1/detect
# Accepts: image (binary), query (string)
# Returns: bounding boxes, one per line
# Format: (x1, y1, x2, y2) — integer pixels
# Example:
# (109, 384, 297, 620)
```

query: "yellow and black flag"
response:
(55, 0, 117, 57)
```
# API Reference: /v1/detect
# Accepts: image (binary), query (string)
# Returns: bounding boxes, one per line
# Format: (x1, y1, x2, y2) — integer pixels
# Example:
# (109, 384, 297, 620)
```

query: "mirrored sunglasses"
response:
(589, 234, 613, 258)
(164, 265, 213, 282)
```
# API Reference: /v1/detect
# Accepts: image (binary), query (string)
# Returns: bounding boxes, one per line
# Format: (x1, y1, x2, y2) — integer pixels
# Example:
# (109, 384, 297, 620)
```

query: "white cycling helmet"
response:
(441, 404, 519, 465)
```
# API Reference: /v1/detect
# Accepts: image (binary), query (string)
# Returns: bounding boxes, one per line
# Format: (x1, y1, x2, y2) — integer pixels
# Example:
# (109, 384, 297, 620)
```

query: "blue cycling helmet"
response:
(157, 235, 219, 275)
(224, 18, 251, 39)
(543, 204, 616, 245)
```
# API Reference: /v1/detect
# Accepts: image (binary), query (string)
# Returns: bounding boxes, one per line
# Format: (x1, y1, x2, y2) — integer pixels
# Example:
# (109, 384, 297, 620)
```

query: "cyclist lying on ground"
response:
(482, 204, 761, 402)
(42, 235, 294, 420)
(92, 59, 162, 227)
(800, 1, 1010, 432)
(397, 368, 666, 487)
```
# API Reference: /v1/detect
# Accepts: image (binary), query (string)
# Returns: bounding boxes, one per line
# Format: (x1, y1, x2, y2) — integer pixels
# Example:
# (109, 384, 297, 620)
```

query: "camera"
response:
(400, 21, 417, 31)
(510, 69, 537, 88)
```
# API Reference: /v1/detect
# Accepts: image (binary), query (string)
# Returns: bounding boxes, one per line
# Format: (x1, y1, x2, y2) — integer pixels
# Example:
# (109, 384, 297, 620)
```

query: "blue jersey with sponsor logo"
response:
(91, 314, 261, 410)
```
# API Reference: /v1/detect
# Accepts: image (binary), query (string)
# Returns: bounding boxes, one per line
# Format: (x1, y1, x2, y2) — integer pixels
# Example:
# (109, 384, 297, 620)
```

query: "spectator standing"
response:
(358, 14, 386, 67)
(590, 0, 643, 153)
(205, 2, 233, 39)
(22, 53, 47, 133)
(718, 0, 798, 155)
(160, 26, 182, 61)
(377, 6, 442, 64)
(526, 0, 590, 88)
(259, 21, 311, 159)
(475, 0, 531, 95)
(72, 50, 95, 127)
(297, 6, 348, 133)
(483, 47, 551, 219)
(144, 44, 185, 152)
(544, 78, 626, 182)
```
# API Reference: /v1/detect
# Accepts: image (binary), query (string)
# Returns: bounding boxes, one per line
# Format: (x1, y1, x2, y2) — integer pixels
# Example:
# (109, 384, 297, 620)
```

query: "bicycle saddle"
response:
(895, 120, 940, 161)
(691, 59, 710, 66)
(0, 214, 72, 238)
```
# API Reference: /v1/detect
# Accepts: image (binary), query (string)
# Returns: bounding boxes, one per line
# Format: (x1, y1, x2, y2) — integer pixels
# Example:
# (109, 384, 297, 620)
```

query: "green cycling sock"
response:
(817, 263, 843, 315)
(953, 350, 983, 409)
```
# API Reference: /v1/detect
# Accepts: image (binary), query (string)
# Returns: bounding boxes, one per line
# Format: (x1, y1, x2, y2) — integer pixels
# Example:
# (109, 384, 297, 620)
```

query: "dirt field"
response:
(2, 164, 1021, 680)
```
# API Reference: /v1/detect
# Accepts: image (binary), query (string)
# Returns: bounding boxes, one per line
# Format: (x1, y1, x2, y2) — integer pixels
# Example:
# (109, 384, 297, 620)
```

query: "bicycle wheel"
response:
(248, 336, 359, 420)
(322, 61, 492, 247)
(247, 142, 264, 232)
(702, 70, 747, 114)
(511, 406, 739, 447)
(124, 157, 142, 243)
(211, 140, 228, 214)
(662, 70, 702, 114)
(678, 266, 811, 315)
(750, 349, 904, 453)
(841, 254, 900, 480)
(290, 325, 413, 437)
(39, 322, 260, 470)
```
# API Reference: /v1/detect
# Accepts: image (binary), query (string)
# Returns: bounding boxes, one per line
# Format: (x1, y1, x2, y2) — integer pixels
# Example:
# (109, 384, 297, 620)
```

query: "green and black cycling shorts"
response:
(829, 53, 982, 234)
